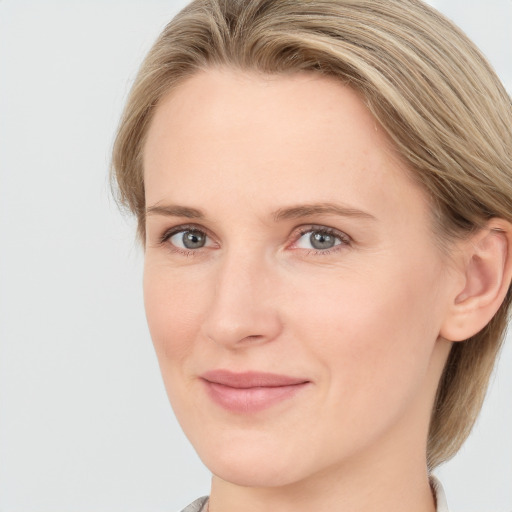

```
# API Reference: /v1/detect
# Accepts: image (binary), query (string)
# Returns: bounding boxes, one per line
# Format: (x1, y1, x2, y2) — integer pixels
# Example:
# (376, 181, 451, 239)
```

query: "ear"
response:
(440, 219, 512, 342)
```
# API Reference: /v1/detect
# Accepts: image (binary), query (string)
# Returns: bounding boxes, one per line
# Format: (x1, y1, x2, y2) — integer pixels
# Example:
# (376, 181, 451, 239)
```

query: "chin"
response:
(194, 430, 310, 488)
(205, 453, 301, 488)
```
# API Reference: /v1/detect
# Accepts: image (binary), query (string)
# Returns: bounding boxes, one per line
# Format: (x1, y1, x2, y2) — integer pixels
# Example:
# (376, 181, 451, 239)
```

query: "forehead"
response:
(143, 68, 430, 230)
(144, 68, 395, 172)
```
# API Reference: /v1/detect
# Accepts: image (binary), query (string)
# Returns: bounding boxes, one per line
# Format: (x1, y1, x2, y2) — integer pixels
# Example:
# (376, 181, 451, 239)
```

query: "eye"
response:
(293, 227, 349, 252)
(171, 229, 207, 249)
(161, 226, 214, 252)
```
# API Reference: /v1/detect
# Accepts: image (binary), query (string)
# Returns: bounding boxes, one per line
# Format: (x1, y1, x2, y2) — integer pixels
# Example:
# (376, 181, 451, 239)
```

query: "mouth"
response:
(200, 369, 311, 413)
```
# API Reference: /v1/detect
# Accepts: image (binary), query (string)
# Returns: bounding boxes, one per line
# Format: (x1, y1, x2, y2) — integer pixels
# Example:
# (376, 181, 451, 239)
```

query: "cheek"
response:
(287, 260, 444, 406)
(143, 263, 207, 364)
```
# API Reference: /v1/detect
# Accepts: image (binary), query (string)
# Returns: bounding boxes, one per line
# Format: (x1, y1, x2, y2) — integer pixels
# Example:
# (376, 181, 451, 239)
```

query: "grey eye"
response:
(183, 231, 205, 249)
(309, 231, 338, 250)
(295, 229, 344, 251)
(170, 230, 207, 249)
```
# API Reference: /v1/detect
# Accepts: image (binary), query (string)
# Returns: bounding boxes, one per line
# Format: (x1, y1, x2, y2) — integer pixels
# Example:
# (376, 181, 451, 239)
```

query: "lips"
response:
(200, 370, 310, 413)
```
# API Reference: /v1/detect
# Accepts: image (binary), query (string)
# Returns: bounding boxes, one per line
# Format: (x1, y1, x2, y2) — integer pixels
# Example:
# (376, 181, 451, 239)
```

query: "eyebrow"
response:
(271, 203, 376, 222)
(145, 202, 376, 222)
(145, 204, 205, 219)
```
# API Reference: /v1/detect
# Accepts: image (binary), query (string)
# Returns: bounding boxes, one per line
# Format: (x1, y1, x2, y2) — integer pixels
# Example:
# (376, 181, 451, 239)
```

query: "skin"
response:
(142, 68, 468, 512)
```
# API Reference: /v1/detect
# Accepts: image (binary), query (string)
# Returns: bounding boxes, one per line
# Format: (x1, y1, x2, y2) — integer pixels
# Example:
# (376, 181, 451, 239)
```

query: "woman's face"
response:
(143, 69, 455, 487)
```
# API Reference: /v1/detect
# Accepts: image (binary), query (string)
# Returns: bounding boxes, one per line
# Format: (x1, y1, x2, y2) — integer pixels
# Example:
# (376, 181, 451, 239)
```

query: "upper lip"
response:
(200, 370, 310, 388)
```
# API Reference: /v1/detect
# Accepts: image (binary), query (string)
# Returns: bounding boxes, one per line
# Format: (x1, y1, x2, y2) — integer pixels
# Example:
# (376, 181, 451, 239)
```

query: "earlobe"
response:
(440, 219, 512, 342)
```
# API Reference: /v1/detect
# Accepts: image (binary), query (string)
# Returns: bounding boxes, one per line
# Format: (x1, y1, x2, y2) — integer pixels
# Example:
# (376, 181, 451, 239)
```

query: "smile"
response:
(200, 370, 311, 413)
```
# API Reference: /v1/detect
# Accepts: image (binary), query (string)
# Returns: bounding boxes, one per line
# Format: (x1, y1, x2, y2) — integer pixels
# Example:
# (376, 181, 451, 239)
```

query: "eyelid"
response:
(159, 223, 217, 247)
(288, 224, 352, 251)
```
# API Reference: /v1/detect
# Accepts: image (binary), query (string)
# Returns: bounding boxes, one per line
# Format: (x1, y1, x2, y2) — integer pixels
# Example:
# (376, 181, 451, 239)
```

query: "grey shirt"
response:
(180, 496, 208, 512)
(179, 476, 449, 512)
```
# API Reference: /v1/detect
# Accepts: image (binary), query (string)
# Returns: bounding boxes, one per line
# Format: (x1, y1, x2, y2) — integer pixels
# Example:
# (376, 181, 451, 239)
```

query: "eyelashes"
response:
(294, 226, 350, 253)
(166, 227, 206, 248)
(158, 223, 352, 257)
(159, 225, 216, 256)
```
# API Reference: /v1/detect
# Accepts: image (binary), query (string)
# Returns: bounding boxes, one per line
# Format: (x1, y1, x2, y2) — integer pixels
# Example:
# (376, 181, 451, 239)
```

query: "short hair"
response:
(111, 0, 512, 469)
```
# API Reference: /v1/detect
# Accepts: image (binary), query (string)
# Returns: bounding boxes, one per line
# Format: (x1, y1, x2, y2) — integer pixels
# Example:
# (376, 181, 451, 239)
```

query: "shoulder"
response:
(178, 496, 209, 512)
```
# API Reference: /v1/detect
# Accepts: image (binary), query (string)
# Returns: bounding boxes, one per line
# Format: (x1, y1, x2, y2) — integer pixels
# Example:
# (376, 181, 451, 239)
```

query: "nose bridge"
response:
(202, 246, 281, 348)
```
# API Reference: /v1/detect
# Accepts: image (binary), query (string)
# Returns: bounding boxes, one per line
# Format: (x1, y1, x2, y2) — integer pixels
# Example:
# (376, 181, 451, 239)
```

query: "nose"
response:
(201, 250, 283, 349)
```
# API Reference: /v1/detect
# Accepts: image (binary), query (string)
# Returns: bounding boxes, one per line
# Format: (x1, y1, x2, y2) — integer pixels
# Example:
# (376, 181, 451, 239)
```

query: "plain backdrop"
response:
(0, 1, 511, 511)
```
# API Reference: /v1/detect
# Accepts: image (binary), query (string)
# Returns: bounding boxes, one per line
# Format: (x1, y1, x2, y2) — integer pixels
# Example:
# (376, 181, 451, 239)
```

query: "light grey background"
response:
(0, 1, 510, 511)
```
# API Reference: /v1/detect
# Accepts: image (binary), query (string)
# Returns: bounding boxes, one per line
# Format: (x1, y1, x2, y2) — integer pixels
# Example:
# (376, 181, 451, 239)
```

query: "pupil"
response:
(183, 231, 205, 249)
(310, 232, 335, 250)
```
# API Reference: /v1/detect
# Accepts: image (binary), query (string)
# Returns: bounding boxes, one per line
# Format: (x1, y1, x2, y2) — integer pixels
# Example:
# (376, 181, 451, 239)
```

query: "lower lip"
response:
(202, 380, 310, 413)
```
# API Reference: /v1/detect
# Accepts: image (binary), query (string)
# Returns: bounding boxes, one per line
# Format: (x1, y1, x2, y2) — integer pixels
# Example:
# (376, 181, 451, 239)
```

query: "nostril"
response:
(243, 334, 265, 342)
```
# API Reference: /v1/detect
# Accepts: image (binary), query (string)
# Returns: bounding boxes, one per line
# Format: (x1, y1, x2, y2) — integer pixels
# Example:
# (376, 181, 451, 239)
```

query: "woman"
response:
(111, 0, 512, 510)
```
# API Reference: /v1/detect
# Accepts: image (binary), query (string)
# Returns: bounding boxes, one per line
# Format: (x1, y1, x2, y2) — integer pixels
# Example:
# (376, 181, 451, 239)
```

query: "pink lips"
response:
(200, 370, 310, 413)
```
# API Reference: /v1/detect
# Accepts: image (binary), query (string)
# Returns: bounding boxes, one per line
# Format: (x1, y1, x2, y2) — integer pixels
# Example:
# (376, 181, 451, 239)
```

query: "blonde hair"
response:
(111, 0, 512, 468)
